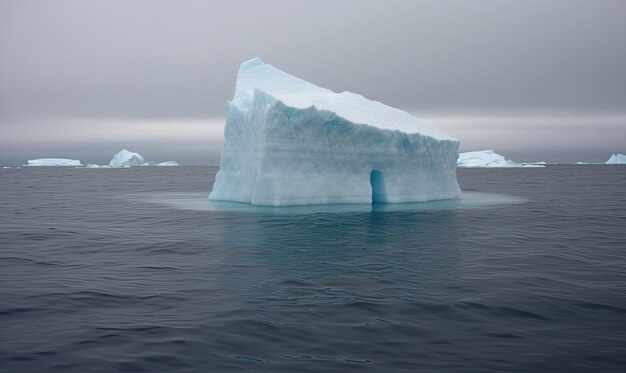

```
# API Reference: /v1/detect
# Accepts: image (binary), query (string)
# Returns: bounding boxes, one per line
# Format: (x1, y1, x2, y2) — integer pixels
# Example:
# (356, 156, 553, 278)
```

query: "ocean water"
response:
(1, 165, 625, 372)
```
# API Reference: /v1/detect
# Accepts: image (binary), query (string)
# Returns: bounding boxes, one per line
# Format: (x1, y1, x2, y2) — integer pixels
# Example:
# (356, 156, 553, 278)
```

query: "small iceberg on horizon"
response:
(27, 158, 82, 167)
(457, 150, 544, 168)
(606, 154, 626, 164)
(158, 161, 180, 166)
(108, 149, 180, 167)
(522, 161, 546, 167)
(109, 149, 146, 167)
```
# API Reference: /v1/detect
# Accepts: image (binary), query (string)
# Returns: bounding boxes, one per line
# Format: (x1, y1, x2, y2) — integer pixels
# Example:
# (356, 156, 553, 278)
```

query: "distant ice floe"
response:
(73, 150, 181, 168)
(157, 161, 180, 166)
(27, 158, 82, 166)
(457, 150, 544, 168)
(606, 154, 626, 164)
(522, 161, 547, 167)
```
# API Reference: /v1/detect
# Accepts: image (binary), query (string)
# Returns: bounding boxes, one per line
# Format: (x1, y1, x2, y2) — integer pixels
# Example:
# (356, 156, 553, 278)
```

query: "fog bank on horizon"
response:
(1, 113, 623, 165)
(1, 0, 625, 164)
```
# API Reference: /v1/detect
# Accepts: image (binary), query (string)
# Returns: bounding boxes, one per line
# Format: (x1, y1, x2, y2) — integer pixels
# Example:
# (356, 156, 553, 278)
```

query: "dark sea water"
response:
(1, 165, 625, 372)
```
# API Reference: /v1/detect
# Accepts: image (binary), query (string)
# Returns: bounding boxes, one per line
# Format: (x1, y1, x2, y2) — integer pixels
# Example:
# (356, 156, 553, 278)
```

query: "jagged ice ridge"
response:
(606, 154, 626, 164)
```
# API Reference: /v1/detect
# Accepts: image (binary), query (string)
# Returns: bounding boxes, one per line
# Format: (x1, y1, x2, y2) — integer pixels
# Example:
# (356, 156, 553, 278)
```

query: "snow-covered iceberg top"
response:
(107, 149, 181, 167)
(606, 154, 626, 164)
(210, 58, 460, 206)
(27, 158, 82, 166)
(234, 58, 455, 141)
(457, 150, 543, 168)
(109, 149, 145, 167)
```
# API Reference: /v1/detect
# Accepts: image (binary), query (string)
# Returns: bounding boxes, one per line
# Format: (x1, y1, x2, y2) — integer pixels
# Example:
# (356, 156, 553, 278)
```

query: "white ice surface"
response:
(158, 161, 180, 166)
(109, 149, 145, 167)
(210, 58, 461, 206)
(456, 150, 543, 168)
(27, 158, 82, 166)
(108, 150, 179, 167)
(232, 58, 454, 140)
(606, 154, 626, 164)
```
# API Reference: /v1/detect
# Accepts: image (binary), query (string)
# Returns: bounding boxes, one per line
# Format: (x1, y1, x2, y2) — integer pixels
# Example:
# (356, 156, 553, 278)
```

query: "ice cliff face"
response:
(209, 58, 461, 206)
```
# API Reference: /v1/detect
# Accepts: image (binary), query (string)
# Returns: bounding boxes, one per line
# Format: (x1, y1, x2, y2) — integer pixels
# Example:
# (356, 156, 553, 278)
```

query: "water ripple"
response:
(1, 165, 625, 372)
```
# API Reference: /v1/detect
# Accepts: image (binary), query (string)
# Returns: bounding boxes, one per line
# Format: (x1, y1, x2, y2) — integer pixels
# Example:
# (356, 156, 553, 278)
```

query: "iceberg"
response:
(209, 58, 461, 206)
(108, 149, 180, 167)
(109, 149, 145, 167)
(522, 161, 546, 166)
(456, 150, 541, 168)
(27, 158, 82, 166)
(606, 154, 626, 164)
(158, 161, 180, 166)
(85, 164, 102, 168)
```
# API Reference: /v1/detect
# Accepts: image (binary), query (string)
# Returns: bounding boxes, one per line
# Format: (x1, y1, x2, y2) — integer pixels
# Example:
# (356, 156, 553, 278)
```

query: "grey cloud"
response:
(1, 0, 625, 164)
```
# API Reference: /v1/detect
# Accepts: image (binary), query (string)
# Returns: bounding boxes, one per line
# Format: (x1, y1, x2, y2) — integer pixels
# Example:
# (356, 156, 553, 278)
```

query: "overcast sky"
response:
(1, 0, 624, 164)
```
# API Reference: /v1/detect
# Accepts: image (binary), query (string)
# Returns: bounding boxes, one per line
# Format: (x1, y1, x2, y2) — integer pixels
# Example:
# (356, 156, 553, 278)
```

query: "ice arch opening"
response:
(370, 170, 387, 203)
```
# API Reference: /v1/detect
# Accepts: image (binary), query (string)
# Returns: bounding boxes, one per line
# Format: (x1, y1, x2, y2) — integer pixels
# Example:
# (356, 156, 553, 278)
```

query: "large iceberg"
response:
(606, 154, 626, 164)
(209, 58, 461, 206)
(27, 158, 82, 166)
